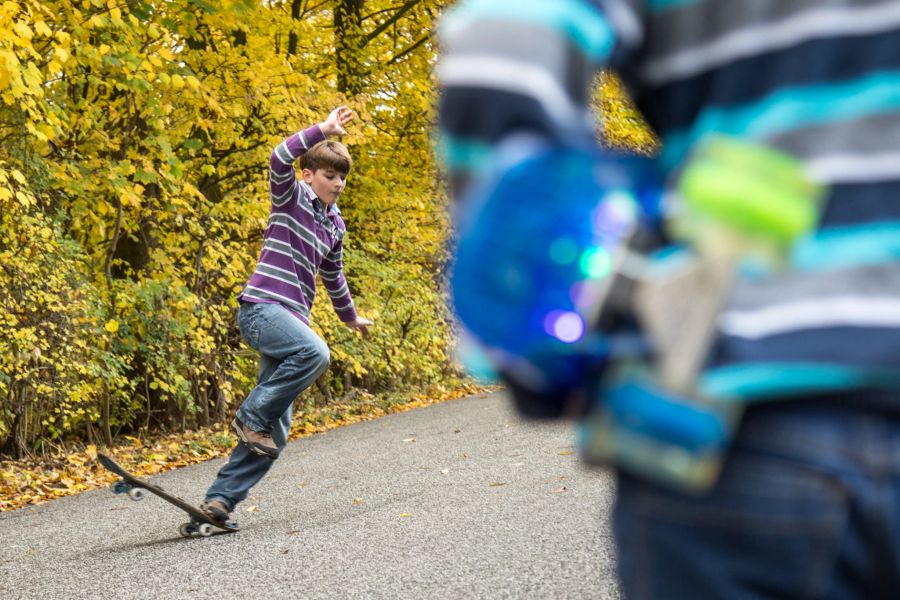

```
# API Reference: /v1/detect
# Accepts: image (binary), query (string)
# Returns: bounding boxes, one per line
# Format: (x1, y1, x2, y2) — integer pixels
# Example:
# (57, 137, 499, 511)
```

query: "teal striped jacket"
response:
(438, 0, 900, 403)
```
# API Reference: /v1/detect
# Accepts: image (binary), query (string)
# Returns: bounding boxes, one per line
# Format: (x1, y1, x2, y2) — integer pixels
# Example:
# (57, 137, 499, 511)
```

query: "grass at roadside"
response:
(0, 382, 496, 512)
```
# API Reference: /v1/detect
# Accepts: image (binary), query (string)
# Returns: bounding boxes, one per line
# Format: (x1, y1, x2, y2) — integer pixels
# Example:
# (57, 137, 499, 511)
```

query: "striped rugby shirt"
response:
(439, 0, 900, 402)
(238, 125, 358, 325)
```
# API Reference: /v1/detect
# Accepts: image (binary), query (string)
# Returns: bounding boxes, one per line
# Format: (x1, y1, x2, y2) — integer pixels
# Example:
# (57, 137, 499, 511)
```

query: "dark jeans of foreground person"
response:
(614, 392, 900, 599)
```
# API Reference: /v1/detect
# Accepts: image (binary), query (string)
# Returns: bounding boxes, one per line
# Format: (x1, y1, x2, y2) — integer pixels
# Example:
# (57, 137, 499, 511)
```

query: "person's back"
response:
(439, 1, 900, 597)
(623, 2, 900, 396)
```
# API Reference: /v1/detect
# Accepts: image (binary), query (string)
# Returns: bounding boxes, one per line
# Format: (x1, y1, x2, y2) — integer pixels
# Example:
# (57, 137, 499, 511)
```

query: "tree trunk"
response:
(101, 388, 113, 447)
(3, 385, 24, 458)
(334, 0, 366, 96)
(288, 0, 303, 56)
(315, 373, 333, 406)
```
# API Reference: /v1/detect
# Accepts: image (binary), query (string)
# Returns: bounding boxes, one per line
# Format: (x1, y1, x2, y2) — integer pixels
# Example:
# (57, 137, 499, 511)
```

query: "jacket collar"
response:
(299, 181, 341, 217)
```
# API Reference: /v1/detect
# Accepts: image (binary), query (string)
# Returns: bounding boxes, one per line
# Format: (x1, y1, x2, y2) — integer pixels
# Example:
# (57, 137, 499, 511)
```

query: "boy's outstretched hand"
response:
(321, 106, 354, 137)
(348, 316, 374, 336)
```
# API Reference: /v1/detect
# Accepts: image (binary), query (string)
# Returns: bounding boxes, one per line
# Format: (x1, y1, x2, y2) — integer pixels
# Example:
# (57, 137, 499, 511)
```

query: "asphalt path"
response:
(0, 391, 621, 599)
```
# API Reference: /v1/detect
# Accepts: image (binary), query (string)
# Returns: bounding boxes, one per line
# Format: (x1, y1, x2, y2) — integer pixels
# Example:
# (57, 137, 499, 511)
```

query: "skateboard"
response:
(97, 452, 238, 537)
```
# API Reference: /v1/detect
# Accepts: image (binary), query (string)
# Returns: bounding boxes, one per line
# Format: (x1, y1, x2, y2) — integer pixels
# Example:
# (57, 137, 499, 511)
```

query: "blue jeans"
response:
(613, 395, 900, 600)
(205, 302, 330, 511)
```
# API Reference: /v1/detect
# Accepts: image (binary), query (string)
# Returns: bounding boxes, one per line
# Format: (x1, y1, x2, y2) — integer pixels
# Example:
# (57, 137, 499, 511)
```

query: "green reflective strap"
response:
(677, 136, 823, 244)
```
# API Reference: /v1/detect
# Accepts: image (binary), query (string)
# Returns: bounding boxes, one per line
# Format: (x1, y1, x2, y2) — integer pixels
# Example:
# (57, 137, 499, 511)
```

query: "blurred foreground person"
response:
(438, 1, 900, 598)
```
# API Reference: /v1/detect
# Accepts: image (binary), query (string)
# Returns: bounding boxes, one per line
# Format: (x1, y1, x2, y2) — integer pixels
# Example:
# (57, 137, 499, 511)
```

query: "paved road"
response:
(0, 391, 621, 599)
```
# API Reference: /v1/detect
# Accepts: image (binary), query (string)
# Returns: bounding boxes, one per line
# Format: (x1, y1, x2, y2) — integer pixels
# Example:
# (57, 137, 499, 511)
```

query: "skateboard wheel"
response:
(112, 481, 130, 495)
(198, 523, 214, 537)
(179, 523, 194, 538)
(128, 487, 146, 501)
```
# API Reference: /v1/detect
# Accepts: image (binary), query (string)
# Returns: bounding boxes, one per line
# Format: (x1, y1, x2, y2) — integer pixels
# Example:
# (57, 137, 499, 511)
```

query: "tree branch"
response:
(386, 32, 430, 65)
(364, 0, 420, 45)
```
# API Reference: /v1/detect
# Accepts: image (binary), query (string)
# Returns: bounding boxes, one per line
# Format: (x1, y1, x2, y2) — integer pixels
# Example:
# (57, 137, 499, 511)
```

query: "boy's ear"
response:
(301, 168, 314, 183)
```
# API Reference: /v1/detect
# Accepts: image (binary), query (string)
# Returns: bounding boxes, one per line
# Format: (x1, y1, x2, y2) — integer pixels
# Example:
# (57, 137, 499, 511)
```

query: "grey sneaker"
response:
(201, 500, 231, 524)
(232, 417, 279, 458)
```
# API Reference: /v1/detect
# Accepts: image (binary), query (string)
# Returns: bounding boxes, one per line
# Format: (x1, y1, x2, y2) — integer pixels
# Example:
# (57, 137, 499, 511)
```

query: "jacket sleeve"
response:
(269, 125, 326, 207)
(319, 226, 359, 324)
(436, 1, 645, 418)
(437, 0, 643, 180)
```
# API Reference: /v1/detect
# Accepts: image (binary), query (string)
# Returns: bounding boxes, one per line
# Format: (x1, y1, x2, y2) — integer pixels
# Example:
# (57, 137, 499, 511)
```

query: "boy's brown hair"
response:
(300, 139, 352, 174)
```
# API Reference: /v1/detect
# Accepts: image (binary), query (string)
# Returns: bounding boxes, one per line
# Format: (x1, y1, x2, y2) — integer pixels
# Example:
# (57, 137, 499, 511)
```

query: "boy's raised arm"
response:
(269, 125, 324, 207)
(269, 107, 354, 207)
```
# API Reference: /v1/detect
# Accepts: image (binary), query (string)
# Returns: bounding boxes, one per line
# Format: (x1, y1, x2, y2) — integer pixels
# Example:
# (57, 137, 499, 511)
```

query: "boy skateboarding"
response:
(201, 106, 373, 524)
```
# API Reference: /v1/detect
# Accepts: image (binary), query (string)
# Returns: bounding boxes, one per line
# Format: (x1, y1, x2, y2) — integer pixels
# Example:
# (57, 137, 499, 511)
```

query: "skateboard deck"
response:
(97, 452, 238, 537)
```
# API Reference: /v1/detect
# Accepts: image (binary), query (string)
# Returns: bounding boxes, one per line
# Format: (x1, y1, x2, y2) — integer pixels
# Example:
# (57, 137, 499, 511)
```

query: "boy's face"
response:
(302, 168, 347, 206)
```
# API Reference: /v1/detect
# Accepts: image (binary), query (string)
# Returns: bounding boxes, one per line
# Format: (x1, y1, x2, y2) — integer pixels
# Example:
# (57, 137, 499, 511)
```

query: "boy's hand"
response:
(347, 316, 373, 336)
(321, 106, 354, 137)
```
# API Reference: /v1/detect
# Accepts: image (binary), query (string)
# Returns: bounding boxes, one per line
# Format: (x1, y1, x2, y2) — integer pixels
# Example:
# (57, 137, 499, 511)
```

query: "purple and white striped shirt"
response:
(238, 125, 358, 325)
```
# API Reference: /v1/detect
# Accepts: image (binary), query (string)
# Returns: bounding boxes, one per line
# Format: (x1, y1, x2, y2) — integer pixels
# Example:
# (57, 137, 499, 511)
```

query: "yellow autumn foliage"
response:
(0, 0, 459, 457)
(596, 71, 659, 155)
(0, 0, 653, 458)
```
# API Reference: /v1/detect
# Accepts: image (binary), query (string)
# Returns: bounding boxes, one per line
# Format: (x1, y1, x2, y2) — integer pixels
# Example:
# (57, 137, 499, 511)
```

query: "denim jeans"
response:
(205, 302, 330, 511)
(613, 395, 900, 600)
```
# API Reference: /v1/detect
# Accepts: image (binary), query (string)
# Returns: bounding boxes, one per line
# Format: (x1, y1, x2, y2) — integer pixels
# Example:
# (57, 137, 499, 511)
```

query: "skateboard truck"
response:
(112, 479, 147, 501)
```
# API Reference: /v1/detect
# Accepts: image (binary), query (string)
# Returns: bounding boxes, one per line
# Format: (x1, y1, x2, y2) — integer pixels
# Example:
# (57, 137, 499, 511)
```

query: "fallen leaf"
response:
(245, 505, 257, 512)
(489, 482, 506, 487)
(551, 486, 568, 494)
(352, 497, 363, 505)
(439, 469, 449, 475)
(559, 450, 575, 456)
(398, 513, 411, 518)
(403, 438, 416, 443)
(453, 429, 461, 434)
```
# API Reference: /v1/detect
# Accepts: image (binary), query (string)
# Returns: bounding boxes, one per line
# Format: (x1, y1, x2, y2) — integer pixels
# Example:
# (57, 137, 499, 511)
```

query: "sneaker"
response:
(201, 500, 231, 524)
(232, 416, 279, 458)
